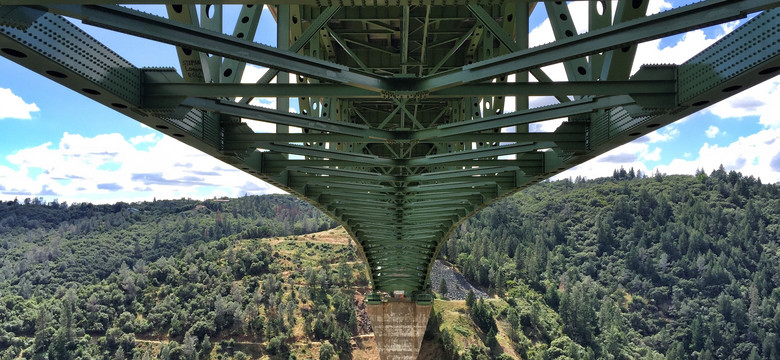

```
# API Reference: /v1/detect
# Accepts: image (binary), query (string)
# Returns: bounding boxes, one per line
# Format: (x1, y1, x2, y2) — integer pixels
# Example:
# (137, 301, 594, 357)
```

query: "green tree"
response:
(200, 335, 212, 358)
(319, 341, 336, 360)
(466, 290, 476, 308)
(559, 279, 597, 347)
(438, 278, 448, 298)
(183, 331, 198, 360)
(34, 306, 53, 354)
(114, 348, 125, 360)
(486, 327, 498, 350)
(60, 289, 76, 341)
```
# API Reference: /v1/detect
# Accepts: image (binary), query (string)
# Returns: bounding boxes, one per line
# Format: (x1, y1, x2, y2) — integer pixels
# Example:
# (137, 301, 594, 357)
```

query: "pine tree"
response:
(747, 347, 761, 360)
(486, 327, 498, 350)
(466, 290, 476, 309)
(319, 341, 336, 360)
(114, 348, 126, 360)
(183, 331, 197, 360)
(60, 289, 76, 341)
(34, 306, 53, 354)
(438, 278, 448, 298)
(200, 335, 212, 357)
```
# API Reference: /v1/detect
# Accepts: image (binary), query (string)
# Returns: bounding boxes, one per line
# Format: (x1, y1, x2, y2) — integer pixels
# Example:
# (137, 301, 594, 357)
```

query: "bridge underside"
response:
(2, 1, 780, 301)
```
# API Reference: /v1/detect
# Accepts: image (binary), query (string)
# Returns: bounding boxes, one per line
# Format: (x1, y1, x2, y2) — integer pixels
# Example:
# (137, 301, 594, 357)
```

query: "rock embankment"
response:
(429, 260, 487, 300)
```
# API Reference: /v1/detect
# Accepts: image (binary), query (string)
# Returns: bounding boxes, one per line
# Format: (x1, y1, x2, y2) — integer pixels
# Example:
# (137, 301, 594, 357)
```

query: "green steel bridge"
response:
(2, 1, 780, 299)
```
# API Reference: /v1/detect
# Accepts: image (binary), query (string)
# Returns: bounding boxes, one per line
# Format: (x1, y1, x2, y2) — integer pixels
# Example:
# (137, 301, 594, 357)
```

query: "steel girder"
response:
(2, 1, 780, 294)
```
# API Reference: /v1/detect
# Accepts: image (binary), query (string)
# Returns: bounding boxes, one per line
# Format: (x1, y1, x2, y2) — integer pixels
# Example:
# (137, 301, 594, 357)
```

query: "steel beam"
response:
(38, 4, 387, 91)
(420, 0, 780, 91)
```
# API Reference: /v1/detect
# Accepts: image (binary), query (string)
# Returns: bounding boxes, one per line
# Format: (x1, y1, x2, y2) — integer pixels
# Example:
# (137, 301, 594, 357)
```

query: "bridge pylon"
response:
(366, 293, 433, 360)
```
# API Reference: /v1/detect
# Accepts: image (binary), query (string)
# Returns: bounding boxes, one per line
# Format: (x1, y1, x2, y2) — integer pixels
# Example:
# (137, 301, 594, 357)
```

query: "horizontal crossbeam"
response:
(39, 4, 387, 91)
(144, 79, 674, 98)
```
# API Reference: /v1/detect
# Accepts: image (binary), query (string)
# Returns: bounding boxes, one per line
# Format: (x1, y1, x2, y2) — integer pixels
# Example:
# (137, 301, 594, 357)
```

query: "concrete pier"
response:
(366, 301, 432, 360)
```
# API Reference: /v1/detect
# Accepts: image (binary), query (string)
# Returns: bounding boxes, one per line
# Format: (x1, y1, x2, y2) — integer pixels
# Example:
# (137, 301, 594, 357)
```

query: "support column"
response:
(366, 300, 432, 360)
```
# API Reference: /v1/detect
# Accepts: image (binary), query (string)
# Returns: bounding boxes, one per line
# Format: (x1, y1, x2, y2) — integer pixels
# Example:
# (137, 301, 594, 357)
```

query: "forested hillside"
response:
(0, 226, 369, 359)
(1, 168, 779, 360)
(0, 194, 337, 295)
(441, 167, 780, 359)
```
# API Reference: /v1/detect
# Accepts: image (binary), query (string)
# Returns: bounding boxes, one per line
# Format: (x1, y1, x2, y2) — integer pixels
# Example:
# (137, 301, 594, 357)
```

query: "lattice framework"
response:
(2, 0, 780, 296)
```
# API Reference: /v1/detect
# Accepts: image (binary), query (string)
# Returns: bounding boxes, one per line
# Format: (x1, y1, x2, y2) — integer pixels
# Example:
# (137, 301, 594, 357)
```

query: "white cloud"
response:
(644, 125, 679, 143)
(241, 64, 270, 84)
(705, 125, 719, 138)
(555, 143, 650, 181)
(240, 64, 307, 132)
(530, 118, 566, 133)
(0, 88, 39, 120)
(644, 147, 662, 162)
(554, 136, 659, 180)
(0, 132, 283, 204)
(130, 133, 158, 145)
(556, 127, 780, 184)
(654, 128, 780, 183)
(707, 76, 780, 128)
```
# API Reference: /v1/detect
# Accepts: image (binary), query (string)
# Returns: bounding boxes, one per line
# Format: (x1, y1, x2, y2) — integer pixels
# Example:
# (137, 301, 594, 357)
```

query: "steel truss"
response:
(2, 1, 780, 294)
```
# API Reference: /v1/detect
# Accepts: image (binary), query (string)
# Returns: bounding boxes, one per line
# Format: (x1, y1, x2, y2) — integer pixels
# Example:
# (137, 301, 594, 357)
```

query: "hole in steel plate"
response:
(46, 70, 67, 78)
(759, 67, 780, 75)
(1, 48, 26, 58)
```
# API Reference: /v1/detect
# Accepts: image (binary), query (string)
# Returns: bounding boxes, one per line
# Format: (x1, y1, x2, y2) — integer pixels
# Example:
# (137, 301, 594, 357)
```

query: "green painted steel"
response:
(2, 1, 780, 296)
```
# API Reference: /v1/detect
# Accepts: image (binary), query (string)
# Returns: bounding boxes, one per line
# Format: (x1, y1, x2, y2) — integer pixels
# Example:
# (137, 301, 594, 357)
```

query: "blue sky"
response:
(1, 1, 779, 204)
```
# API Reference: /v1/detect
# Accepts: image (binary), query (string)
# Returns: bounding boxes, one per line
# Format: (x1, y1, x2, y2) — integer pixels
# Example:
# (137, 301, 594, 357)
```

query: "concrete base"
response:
(366, 301, 432, 360)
